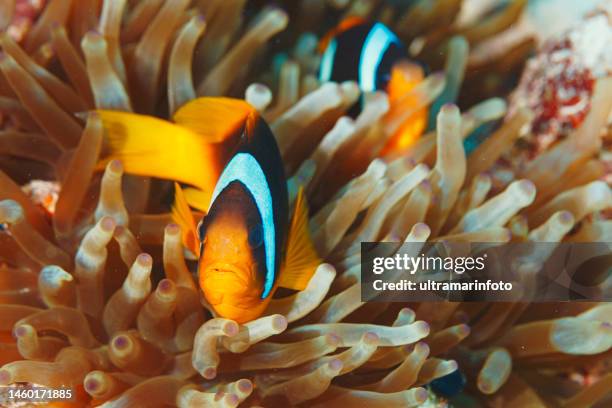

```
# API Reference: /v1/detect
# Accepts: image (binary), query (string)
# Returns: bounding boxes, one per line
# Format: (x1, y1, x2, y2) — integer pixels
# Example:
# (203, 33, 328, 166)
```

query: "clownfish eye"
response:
(248, 224, 263, 248)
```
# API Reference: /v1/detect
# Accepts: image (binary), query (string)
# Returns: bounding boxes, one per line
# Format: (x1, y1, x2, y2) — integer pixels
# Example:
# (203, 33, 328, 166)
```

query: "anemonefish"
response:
(318, 18, 428, 153)
(430, 368, 466, 398)
(96, 98, 320, 323)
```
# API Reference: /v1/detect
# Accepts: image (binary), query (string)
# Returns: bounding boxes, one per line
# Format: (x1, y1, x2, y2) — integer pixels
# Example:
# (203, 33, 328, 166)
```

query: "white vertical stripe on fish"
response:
(319, 38, 338, 82)
(358, 23, 400, 92)
(210, 153, 276, 298)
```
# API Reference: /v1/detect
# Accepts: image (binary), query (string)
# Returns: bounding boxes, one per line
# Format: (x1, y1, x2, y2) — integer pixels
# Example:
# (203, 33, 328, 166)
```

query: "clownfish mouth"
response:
(200, 262, 256, 306)
(205, 263, 251, 284)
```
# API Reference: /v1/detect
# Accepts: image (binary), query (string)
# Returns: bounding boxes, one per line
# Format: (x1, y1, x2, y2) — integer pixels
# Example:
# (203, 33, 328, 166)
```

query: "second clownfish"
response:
(318, 18, 428, 152)
(97, 98, 320, 323)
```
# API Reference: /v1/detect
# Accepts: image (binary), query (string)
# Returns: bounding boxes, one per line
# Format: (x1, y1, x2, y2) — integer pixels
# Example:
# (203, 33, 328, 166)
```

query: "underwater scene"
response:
(0, 0, 611, 407)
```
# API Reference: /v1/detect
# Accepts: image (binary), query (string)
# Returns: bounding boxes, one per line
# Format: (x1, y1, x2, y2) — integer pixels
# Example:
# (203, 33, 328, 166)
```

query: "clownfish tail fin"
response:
(95, 109, 220, 193)
(171, 182, 200, 258)
(278, 187, 321, 291)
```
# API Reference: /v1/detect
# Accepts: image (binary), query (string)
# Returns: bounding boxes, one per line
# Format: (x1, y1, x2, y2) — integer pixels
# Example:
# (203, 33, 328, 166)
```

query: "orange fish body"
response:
(98, 98, 320, 324)
(175, 104, 319, 323)
(188, 110, 289, 323)
(196, 182, 275, 322)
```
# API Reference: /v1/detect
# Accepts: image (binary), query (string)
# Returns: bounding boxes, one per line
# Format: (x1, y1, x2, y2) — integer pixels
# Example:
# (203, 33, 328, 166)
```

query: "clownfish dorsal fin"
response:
(278, 187, 321, 291)
(172, 97, 257, 142)
(318, 16, 367, 53)
(171, 182, 200, 258)
(96, 110, 220, 194)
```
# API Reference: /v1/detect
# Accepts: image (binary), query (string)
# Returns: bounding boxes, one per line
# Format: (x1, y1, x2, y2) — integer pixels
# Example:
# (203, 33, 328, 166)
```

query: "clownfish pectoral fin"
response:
(278, 187, 321, 291)
(172, 97, 257, 142)
(182, 187, 211, 213)
(96, 110, 220, 194)
(171, 182, 200, 258)
(381, 63, 428, 154)
(386, 62, 424, 103)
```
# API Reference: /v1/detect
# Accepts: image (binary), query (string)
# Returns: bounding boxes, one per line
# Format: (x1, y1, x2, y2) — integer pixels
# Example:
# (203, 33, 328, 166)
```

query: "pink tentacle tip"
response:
(441, 103, 459, 113)
(108, 159, 123, 173)
(413, 223, 431, 237)
(416, 320, 430, 335)
(12, 325, 28, 338)
(113, 335, 129, 350)
(100, 216, 117, 232)
(419, 179, 432, 190)
(415, 342, 430, 354)
(328, 359, 343, 372)
(0, 369, 11, 385)
(165, 223, 181, 235)
(218, 392, 239, 406)
(518, 179, 536, 195)
(224, 321, 240, 337)
(558, 211, 574, 224)
(85, 30, 102, 37)
(415, 387, 428, 403)
(136, 253, 153, 267)
(478, 377, 493, 394)
(158, 279, 174, 293)
(237, 379, 253, 394)
(272, 315, 288, 331)
(252, 83, 268, 93)
(84, 377, 100, 393)
(203, 367, 217, 380)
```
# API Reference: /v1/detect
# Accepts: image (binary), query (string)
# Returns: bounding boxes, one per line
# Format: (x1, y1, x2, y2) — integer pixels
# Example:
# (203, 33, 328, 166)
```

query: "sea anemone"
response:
(0, 1, 611, 407)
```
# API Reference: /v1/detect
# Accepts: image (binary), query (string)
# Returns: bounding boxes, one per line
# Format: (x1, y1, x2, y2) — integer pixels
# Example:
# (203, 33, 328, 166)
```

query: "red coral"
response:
(6, 0, 46, 42)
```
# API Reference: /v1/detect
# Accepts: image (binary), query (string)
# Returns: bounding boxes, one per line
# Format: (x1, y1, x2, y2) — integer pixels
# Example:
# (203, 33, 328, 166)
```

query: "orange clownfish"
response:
(97, 98, 320, 323)
(318, 18, 428, 153)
